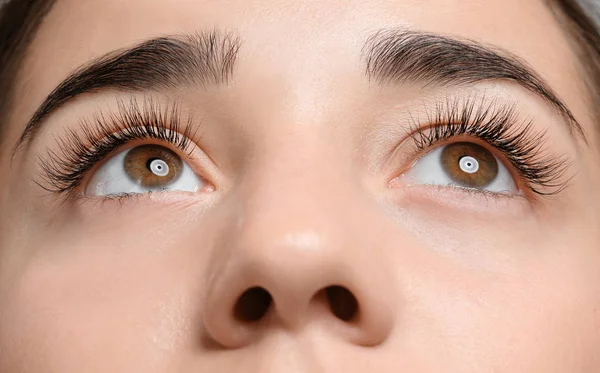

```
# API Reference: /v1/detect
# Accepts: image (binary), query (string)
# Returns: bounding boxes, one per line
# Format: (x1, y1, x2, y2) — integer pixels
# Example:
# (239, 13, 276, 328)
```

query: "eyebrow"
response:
(363, 29, 587, 142)
(13, 30, 241, 154)
(13, 28, 587, 154)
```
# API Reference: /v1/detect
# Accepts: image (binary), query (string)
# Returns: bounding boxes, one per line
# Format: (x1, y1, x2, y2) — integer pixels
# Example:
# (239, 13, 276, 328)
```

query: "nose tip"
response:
(202, 230, 396, 349)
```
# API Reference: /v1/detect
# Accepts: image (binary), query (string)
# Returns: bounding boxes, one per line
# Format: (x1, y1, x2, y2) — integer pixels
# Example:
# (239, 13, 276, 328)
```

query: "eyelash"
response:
(406, 97, 571, 196)
(38, 96, 570, 198)
(38, 99, 198, 195)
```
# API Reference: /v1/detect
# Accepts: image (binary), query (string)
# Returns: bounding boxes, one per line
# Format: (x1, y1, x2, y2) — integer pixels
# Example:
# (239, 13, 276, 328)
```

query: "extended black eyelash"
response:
(408, 96, 571, 196)
(38, 98, 198, 195)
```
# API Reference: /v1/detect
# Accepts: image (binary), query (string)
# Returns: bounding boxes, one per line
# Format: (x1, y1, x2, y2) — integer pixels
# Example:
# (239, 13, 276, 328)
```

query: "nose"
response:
(202, 179, 397, 348)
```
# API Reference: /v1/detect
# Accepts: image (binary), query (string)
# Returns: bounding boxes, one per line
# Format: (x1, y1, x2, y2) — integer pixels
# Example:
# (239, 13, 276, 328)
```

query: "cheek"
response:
(0, 213, 208, 372)
(394, 235, 600, 370)
(482, 268, 600, 370)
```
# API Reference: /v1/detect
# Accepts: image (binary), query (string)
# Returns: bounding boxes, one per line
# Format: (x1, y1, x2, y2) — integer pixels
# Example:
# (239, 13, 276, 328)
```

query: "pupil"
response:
(459, 156, 479, 174)
(147, 158, 170, 177)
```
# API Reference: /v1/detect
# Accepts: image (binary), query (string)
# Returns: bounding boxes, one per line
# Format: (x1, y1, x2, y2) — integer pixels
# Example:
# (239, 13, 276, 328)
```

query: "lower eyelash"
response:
(37, 98, 199, 195)
(407, 96, 571, 196)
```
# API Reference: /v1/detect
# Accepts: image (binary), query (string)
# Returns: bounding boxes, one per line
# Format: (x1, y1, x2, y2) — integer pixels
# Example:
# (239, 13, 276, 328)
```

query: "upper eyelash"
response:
(37, 95, 569, 198)
(38, 98, 198, 195)
(407, 96, 571, 196)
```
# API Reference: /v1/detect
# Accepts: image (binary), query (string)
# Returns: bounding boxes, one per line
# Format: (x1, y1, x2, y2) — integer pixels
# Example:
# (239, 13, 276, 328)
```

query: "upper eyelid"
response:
(13, 30, 242, 157)
(363, 29, 587, 143)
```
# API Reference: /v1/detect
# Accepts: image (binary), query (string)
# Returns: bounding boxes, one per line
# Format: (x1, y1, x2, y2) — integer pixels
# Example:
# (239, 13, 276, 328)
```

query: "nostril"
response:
(234, 287, 272, 322)
(325, 285, 359, 322)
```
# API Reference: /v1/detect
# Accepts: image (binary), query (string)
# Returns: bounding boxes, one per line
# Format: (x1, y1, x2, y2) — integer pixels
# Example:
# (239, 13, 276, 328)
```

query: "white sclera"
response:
(403, 145, 517, 193)
(85, 148, 203, 196)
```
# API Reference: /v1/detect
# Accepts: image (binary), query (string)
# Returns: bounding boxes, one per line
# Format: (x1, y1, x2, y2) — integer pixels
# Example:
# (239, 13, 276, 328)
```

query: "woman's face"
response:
(1, 0, 600, 371)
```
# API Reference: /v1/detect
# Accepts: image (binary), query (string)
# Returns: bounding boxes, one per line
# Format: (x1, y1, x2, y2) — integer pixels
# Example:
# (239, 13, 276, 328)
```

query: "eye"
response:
(402, 142, 518, 193)
(85, 144, 204, 196)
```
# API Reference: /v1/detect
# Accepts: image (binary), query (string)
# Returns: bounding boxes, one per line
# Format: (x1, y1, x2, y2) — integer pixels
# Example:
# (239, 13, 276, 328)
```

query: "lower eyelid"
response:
(72, 189, 218, 218)
(389, 182, 532, 218)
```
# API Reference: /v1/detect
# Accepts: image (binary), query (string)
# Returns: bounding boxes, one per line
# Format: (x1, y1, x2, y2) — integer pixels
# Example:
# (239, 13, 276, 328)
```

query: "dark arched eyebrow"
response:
(13, 30, 242, 155)
(363, 29, 587, 142)
(13, 28, 587, 156)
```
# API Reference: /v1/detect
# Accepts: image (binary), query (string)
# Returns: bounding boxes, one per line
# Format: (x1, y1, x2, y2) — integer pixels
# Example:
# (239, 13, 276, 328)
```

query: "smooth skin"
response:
(1, 0, 600, 372)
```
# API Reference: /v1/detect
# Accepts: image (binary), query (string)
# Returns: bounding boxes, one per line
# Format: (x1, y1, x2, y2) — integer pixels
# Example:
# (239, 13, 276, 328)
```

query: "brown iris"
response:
(124, 145, 183, 189)
(441, 142, 498, 188)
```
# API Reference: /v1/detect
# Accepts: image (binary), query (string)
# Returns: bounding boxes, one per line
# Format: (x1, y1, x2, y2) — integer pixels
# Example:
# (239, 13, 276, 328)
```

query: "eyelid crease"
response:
(36, 97, 200, 197)
(402, 95, 572, 196)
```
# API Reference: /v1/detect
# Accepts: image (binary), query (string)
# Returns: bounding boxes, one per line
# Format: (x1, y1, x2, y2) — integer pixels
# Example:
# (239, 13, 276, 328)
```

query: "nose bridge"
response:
(232, 131, 366, 299)
(232, 126, 357, 250)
